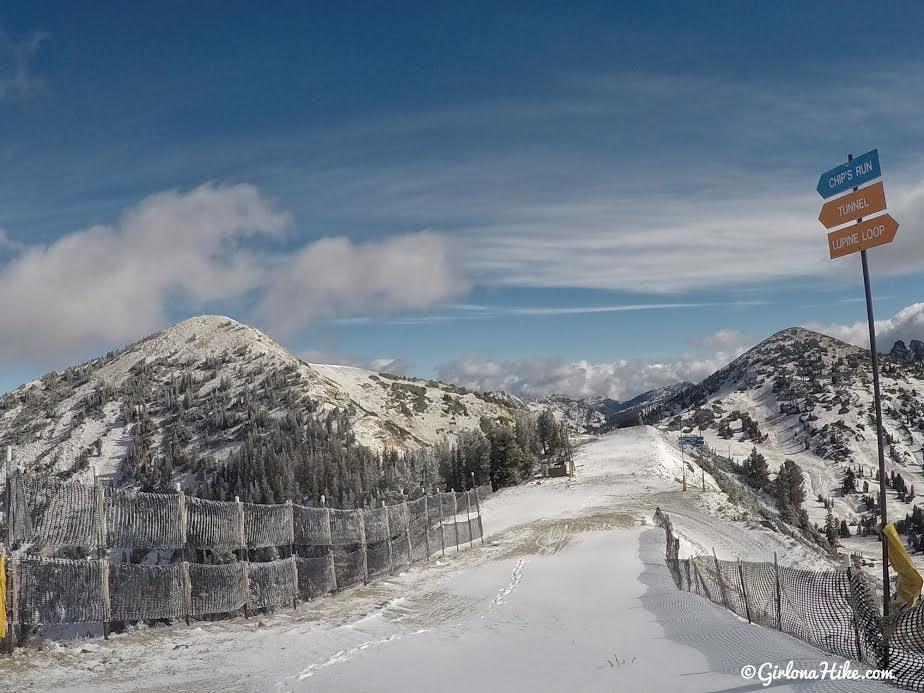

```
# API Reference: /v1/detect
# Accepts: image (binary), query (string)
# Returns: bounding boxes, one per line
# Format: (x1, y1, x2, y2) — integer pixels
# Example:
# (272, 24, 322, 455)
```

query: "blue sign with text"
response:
(679, 435, 705, 448)
(816, 149, 881, 199)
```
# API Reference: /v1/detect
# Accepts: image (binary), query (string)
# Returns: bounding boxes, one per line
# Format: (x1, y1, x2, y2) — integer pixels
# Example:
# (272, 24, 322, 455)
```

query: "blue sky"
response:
(2, 2, 924, 398)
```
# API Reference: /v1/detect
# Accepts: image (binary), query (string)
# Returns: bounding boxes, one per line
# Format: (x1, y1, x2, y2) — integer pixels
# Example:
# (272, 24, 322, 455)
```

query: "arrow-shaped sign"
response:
(818, 181, 887, 229)
(817, 149, 881, 199)
(827, 214, 899, 259)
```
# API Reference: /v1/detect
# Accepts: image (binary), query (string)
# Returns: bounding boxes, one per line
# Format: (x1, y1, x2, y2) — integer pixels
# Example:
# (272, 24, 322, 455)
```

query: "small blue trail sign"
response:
(816, 149, 881, 199)
(679, 435, 704, 448)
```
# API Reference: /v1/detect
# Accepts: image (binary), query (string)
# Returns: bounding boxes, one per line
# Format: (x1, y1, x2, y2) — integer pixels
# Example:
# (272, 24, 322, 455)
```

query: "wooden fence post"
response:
(465, 491, 474, 549)
(737, 559, 751, 624)
(472, 474, 484, 544)
(846, 566, 866, 662)
(325, 502, 337, 592)
(286, 500, 297, 608)
(691, 557, 711, 602)
(94, 475, 110, 639)
(403, 499, 412, 564)
(236, 496, 250, 618)
(452, 491, 460, 551)
(712, 549, 729, 611)
(4, 468, 15, 653)
(383, 499, 394, 573)
(359, 507, 369, 585)
(175, 483, 191, 626)
(438, 493, 446, 557)
(774, 551, 783, 631)
(423, 495, 431, 559)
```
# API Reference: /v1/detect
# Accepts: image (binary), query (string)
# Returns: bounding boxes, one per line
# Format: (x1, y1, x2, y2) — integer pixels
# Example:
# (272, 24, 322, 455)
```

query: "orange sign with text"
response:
(827, 214, 899, 259)
(818, 181, 887, 229)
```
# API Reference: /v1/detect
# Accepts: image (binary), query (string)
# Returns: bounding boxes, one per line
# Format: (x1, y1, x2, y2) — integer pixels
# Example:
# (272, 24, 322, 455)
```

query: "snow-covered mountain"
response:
(526, 393, 608, 432)
(657, 326, 924, 567)
(0, 315, 523, 484)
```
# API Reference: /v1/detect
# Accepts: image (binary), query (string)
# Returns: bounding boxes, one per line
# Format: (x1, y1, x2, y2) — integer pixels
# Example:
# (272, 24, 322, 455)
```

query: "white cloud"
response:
(0, 228, 24, 255)
(435, 326, 756, 400)
(806, 302, 924, 350)
(0, 29, 46, 102)
(435, 352, 734, 401)
(256, 231, 468, 337)
(0, 184, 288, 366)
(0, 184, 466, 368)
(699, 329, 754, 351)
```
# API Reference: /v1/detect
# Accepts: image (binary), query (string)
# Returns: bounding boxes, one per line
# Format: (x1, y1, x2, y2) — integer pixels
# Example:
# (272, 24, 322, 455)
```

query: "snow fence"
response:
(653, 508, 924, 689)
(3, 472, 491, 643)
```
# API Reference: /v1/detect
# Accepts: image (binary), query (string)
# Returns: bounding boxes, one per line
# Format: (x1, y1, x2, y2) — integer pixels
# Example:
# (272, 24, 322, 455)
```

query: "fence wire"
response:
(187, 496, 241, 550)
(244, 502, 293, 549)
(18, 557, 104, 624)
(189, 562, 246, 616)
(248, 557, 296, 609)
(652, 509, 924, 687)
(28, 480, 100, 549)
(390, 535, 411, 572)
(408, 498, 429, 562)
(8, 471, 33, 545)
(106, 490, 183, 549)
(3, 478, 490, 638)
(293, 506, 331, 546)
(386, 503, 409, 537)
(296, 554, 336, 599)
(329, 509, 363, 546)
(333, 545, 366, 589)
(366, 540, 391, 579)
(109, 563, 185, 621)
(362, 507, 389, 544)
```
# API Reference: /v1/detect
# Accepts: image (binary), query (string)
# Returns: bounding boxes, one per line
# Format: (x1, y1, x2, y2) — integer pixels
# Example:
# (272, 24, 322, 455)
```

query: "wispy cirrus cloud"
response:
(328, 300, 769, 326)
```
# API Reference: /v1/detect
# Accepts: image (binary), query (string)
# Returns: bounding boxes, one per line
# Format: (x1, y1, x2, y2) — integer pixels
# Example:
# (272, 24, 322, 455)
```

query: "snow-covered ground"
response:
(4, 427, 885, 691)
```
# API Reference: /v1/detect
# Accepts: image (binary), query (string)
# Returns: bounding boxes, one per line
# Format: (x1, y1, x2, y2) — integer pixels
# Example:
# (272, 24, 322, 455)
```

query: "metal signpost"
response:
(816, 149, 899, 634)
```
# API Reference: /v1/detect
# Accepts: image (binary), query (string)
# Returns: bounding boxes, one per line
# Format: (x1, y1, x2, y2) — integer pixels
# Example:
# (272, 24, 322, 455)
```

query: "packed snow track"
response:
(3, 427, 890, 692)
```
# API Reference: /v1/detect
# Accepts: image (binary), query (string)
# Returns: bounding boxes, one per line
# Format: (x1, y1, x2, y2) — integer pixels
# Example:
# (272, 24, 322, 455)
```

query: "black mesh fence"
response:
(390, 535, 412, 572)
(653, 509, 924, 688)
(189, 562, 246, 616)
(248, 558, 296, 610)
(106, 490, 183, 549)
(366, 540, 391, 579)
(17, 557, 104, 624)
(109, 563, 185, 622)
(2, 478, 489, 644)
(296, 554, 336, 599)
(333, 545, 366, 589)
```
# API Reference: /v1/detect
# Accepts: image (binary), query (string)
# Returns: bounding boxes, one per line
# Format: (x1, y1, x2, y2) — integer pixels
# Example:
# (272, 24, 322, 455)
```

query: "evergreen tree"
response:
(824, 509, 838, 546)
(742, 447, 769, 489)
(842, 468, 857, 494)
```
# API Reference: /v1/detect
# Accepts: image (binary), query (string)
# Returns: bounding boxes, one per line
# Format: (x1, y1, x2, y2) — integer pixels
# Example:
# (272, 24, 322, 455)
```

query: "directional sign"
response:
(816, 149, 881, 199)
(680, 435, 705, 448)
(827, 214, 899, 259)
(818, 181, 887, 229)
